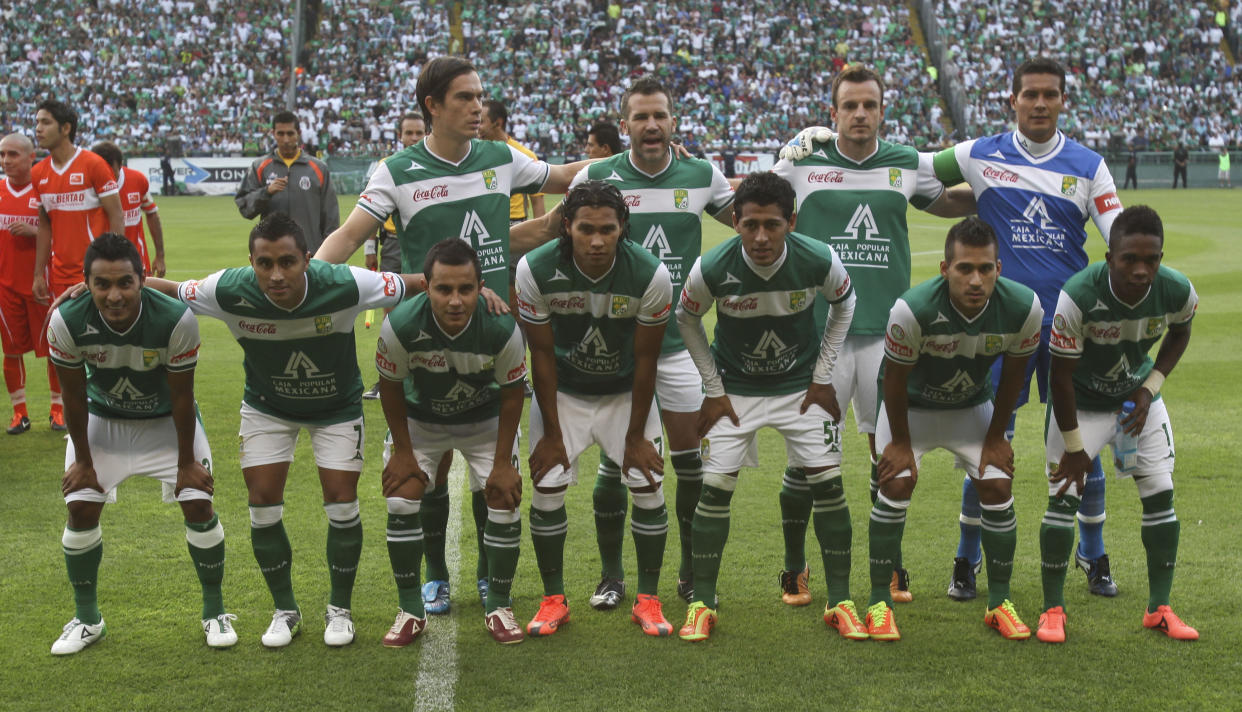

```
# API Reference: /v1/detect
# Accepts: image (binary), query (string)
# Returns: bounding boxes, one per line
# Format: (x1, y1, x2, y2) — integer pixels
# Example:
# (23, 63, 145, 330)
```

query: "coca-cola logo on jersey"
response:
(411, 185, 448, 202)
(719, 296, 759, 313)
(1088, 325, 1122, 339)
(549, 296, 587, 310)
(807, 170, 845, 184)
(982, 166, 1020, 183)
(624, 195, 641, 207)
(236, 320, 277, 334)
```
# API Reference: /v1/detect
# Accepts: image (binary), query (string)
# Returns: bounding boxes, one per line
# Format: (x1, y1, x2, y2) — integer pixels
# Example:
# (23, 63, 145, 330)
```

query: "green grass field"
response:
(2, 189, 1239, 711)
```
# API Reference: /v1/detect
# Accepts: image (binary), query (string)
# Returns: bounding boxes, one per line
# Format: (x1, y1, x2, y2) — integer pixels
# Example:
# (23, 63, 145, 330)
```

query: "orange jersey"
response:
(31, 147, 119, 287)
(119, 167, 157, 272)
(0, 177, 43, 295)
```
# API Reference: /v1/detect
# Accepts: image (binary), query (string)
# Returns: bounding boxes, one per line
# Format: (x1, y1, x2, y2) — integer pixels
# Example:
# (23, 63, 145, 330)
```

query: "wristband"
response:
(1060, 428, 1084, 453)
(1142, 370, 1164, 397)
(363, 239, 377, 256)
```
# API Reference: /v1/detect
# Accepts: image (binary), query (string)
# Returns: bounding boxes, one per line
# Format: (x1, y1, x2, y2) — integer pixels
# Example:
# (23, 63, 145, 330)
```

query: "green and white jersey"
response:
(1049, 262, 1197, 411)
(376, 294, 527, 425)
(678, 232, 853, 397)
(570, 150, 733, 353)
(178, 261, 406, 425)
(884, 276, 1043, 409)
(515, 238, 673, 396)
(356, 139, 550, 297)
(47, 288, 200, 419)
(772, 139, 943, 336)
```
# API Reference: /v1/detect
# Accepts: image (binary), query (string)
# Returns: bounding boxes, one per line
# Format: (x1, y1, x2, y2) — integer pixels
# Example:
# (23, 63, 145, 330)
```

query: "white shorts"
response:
(529, 390, 663, 489)
(874, 401, 1010, 481)
(1045, 398, 1175, 497)
(831, 334, 884, 435)
(64, 413, 213, 504)
(655, 350, 704, 414)
(383, 417, 520, 493)
(701, 391, 842, 474)
(238, 402, 365, 472)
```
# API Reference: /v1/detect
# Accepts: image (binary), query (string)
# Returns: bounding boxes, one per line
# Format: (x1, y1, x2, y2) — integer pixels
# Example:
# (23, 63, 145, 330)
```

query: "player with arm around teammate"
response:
(869, 217, 1042, 642)
(47, 234, 234, 654)
(374, 238, 529, 646)
(676, 172, 858, 642)
(1036, 205, 1198, 643)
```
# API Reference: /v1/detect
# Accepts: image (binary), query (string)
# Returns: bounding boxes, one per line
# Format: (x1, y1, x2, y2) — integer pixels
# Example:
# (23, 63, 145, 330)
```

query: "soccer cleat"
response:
(484, 607, 525, 644)
(866, 602, 900, 641)
(1142, 605, 1199, 641)
(477, 578, 488, 607)
(1075, 551, 1119, 597)
(362, 383, 381, 400)
(261, 609, 302, 648)
(7, 412, 30, 434)
(382, 609, 427, 647)
(202, 613, 238, 648)
(779, 565, 812, 606)
(985, 599, 1032, 640)
(49, 406, 67, 432)
(1036, 606, 1067, 644)
(890, 567, 913, 603)
(589, 577, 625, 611)
(678, 601, 717, 642)
(51, 617, 106, 655)
(324, 605, 355, 646)
(631, 594, 673, 636)
(526, 595, 570, 636)
(947, 557, 981, 601)
(824, 600, 869, 641)
(676, 577, 694, 604)
(422, 579, 451, 614)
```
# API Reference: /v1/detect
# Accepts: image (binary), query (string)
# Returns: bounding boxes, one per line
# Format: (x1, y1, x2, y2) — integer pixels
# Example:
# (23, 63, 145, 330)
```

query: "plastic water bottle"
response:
(1114, 401, 1139, 474)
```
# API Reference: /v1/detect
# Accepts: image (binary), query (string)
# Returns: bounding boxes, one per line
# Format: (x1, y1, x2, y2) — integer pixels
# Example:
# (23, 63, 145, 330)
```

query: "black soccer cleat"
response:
(947, 556, 980, 601)
(1075, 551, 1119, 597)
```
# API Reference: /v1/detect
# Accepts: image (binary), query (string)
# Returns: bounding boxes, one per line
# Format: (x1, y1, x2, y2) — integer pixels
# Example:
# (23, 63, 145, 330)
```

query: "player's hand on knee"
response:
(480, 287, 510, 315)
(778, 126, 837, 162)
(978, 435, 1015, 479)
(622, 433, 664, 490)
(800, 382, 841, 421)
(1050, 450, 1092, 498)
(529, 436, 569, 485)
(485, 462, 523, 510)
(382, 450, 429, 497)
(174, 460, 214, 496)
(877, 442, 917, 486)
(62, 461, 104, 496)
(696, 395, 738, 439)
(1120, 389, 1153, 436)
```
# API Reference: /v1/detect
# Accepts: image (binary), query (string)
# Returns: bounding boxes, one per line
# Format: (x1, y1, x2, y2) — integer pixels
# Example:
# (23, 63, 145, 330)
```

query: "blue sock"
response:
(956, 475, 982, 566)
(1076, 456, 1107, 560)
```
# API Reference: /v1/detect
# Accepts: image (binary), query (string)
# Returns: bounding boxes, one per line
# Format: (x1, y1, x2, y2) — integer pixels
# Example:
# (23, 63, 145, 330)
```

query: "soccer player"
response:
(374, 238, 528, 645)
(585, 122, 623, 159)
(479, 99, 546, 222)
(514, 74, 734, 609)
(315, 55, 594, 613)
(676, 172, 856, 642)
(931, 58, 1124, 600)
(1037, 205, 1199, 643)
(47, 234, 234, 654)
(91, 141, 165, 278)
(868, 217, 1042, 642)
(235, 111, 340, 254)
(145, 214, 418, 648)
(516, 180, 674, 637)
(0, 133, 61, 434)
(771, 64, 976, 606)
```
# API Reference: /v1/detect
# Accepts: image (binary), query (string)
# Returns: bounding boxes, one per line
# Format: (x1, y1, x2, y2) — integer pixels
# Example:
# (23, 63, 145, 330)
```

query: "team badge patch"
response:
(1145, 317, 1164, 338)
(299, 176, 311, 190)
(1053, 314, 1067, 331)
(314, 315, 334, 334)
(889, 324, 905, 340)
(143, 349, 159, 367)
(789, 291, 806, 311)
(611, 295, 631, 316)
(674, 189, 689, 210)
(377, 337, 388, 354)
(984, 334, 1003, 354)
(888, 168, 902, 188)
(1061, 176, 1077, 196)
(482, 169, 498, 191)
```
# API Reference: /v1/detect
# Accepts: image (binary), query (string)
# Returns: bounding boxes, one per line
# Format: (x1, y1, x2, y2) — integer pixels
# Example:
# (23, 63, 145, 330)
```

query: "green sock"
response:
(868, 497, 907, 606)
(1039, 495, 1079, 611)
(251, 509, 297, 611)
(691, 476, 736, 607)
(593, 457, 627, 580)
(324, 501, 362, 609)
(472, 490, 489, 581)
(185, 515, 226, 618)
(421, 487, 451, 583)
(1140, 488, 1179, 611)
(530, 504, 568, 596)
(980, 499, 1018, 609)
(63, 526, 103, 625)
(779, 467, 812, 572)
(670, 450, 703, 581)
(809, 473, 851, 605)
(484, 509, 521, 611)
(630, 499, 668, 595)
(385, 498, 425, 616)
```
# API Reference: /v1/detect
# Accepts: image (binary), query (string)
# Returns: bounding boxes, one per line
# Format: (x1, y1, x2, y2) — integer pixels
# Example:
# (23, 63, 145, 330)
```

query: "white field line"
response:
(413, 459, 465, 712)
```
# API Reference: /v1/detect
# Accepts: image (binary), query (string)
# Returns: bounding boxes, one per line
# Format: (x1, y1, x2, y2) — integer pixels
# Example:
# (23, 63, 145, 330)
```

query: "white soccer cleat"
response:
(51, 617, 106, 655)
(261, 609, 302, 648)
(203, 613, 239, 648)
(323, 605, 355, 647)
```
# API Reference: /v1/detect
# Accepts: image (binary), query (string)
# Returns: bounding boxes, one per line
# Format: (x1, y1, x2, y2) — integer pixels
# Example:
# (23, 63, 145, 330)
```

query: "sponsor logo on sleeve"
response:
(506, 362, 527, 382)
(885, 334, 914, 359)
(652, 301, 672, 320)
(170, 345, 200, 365)
(375, 353, 398, 374)
(835, 274, 851, 298)
(382, 272, 398, 297)
(101, 179, 118, 193)
(1019, 332, 1041, 350)
(516, 297, 537, 317)
(1049, 331, 1076, 350)
(1094, 192, 1121, 213)
(679, 290, 700, 313)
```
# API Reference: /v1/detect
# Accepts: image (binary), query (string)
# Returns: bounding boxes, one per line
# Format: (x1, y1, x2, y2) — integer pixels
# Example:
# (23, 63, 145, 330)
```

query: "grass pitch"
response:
(1, 188, 1239, 711)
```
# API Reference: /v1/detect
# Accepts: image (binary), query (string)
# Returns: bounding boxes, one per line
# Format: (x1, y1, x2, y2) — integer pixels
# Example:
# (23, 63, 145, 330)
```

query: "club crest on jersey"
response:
(482, 169, 498, 191)
(314, 315, 333, 334)
(1061, 176, 1077, 196)
(983, 335, 1003, 355)
(1053, 314, 1067, 331)
(674, 189, 689, 210)
(69, 173, 85, 186)
(789, 291, 806, 311)
(888, 169, 902, 188)
(610, 295, 631, 316)
(889, 324, 905, 341)
(1145, 318, 1164, 338)
(142, 349, 159, 367)
(127, 192, 141, 203)
(299, 176, 311, 191)
(29, 197, 40, 209)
